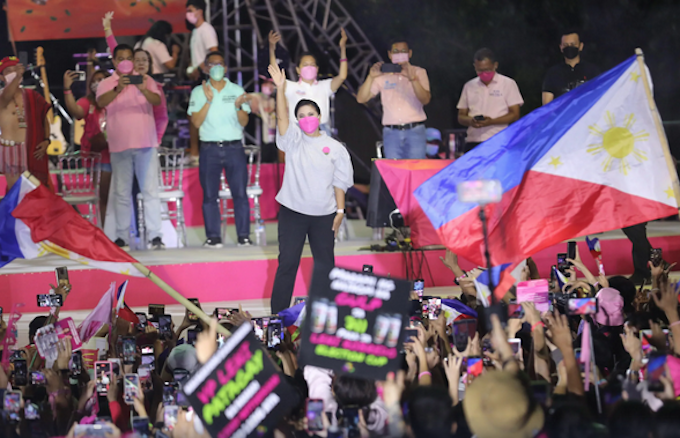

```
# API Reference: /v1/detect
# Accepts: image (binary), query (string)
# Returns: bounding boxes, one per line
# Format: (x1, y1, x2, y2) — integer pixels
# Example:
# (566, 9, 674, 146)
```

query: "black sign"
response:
(182, 323, 296, 438)
(299, 267, 411, 379)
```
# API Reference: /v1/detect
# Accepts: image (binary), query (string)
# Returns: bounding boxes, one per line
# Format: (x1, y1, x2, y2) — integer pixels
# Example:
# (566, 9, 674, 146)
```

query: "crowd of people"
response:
(0, 249, 677, 438)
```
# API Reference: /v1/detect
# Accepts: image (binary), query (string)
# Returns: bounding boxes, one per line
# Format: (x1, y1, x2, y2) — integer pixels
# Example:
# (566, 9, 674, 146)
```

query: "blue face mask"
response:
(427, 144, 440, 156)
(209, 65, 225, 81)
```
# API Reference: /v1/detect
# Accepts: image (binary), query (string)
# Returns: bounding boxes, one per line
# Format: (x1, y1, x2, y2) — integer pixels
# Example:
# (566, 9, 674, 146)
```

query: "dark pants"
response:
(622, 222, 652, 280)
(464, 142, 482, 153)
(271, 206, 335, 314)
(199, 141, 250, 240)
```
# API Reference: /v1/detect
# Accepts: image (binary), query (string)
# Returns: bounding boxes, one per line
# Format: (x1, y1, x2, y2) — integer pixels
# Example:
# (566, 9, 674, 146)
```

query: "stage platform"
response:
(5, 220, 680, 345)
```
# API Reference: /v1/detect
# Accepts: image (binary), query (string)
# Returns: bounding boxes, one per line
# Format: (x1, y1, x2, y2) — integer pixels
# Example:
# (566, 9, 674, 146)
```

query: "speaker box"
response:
(366, 162, 398, 228)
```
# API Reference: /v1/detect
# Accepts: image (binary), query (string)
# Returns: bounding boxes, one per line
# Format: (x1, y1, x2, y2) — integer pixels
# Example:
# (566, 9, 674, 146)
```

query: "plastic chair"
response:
(219, 145, 265, 245)
(54, 151, 102, 226)
(137, 148, 186, 248)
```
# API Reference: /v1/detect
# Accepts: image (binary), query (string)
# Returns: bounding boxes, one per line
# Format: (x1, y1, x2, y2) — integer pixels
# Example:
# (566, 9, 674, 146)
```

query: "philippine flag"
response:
(0, 173, 144, 276)
(415, 54, 678, 284)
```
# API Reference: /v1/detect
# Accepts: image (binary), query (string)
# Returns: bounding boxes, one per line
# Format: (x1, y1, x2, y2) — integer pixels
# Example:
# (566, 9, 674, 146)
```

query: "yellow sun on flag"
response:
(587, 111, 649, 175)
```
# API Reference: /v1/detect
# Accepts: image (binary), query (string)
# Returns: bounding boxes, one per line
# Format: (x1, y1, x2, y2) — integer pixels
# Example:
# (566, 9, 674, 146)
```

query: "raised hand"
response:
(102, 11, 114, 29)
(195, 318, 218, 365)
(268, 30, 281, 49)
(339, 28, 348, 49)
(63, 70, 79, 90)
(267, 63, 286, 88)
(546, 311, 573, 353)
(379, 370, 405, 407)
(117, 74, 130, 90)
(202, 80, 214, 102)
(136, 75, 148, 92)
(369, 61, 384, 78)
(652, 279, 680, 316)
(439, 249, 459, 272)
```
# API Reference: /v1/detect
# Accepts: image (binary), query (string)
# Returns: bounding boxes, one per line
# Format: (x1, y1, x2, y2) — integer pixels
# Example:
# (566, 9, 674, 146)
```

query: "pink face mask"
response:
(298, 116, 320, 134)
(117, 60, 134, 75)
(391, 52, 409, 64)
(186, 11, 199, 24)
(478, 71, 495, 83)
(300, 66, 318, 81)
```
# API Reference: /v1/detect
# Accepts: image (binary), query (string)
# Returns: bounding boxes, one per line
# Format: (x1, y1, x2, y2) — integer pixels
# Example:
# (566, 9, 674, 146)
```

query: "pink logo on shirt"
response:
(322, 147, 330, 155)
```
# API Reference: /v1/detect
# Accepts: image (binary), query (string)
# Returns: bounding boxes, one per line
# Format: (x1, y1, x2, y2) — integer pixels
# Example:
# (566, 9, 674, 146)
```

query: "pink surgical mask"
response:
(391, 52, 409, 64)
(298, 116, 320, 134)
(478, 71, 495, 83)
(262, 87, 273, 96)
(118, 60, 134, 75)
(300, 66, 318, 81)
(186, 11, 199, 24)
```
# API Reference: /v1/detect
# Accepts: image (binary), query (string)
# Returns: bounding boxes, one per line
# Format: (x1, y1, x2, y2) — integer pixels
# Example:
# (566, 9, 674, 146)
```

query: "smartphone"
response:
(164, 405, 179, 430)
(187, 298, 201, 322)
(252, 318, 266, 343)
(403, 328, 418, 344)
(24, 402, 40, 420)
(132, 416, 150, 435)
(509, 338, 522, 355)
(55, 266, 69, 286)
(19, 51, 28, 68)
(141, 345, 155, 369)
(138, 365, 152, 392)
(567, 241, 577, 262)
(214, 307, 235, 321)
(293, 297, 306, 306)
(647, 352, 667, 392)
(70, 351, 83, 376)
(267, 320, 283, 350)
(338, 407, 360, 438)
(473, 115, 485, 121)
(75, 70, 86, 81)
(122, 336, 137, 364)
(110, 358, 122, 377)
(149, 304, 165, 319)
(362, 264, 373, 273)
(567, 298, 598, 315)
(306, 399, 325, 433)
(159, 314, 172, 339)
(173, 369, 190, 383)
(163, 382, 178, 406)
(427, 297, 441, 320)
(650, 248, 663, 267)
(13, 358, 27, 386)
(466, 356, 484, 377)
(508, 303, 524, 319)
(95, 361, 112, 395)
(128, 75, 144, 85)
(136, 313, 147, 331)
(37, 294, 63, 307)
(574, 348, 585, 373)
(640, 329, 670, 353)
(557, 253, 570, 274)
(531, 381, 552, 406)
(30, 371, 46, 386)
(124, 374, 140, 405)
(413, 279, 424, 299)
(74, 424, 115, 437)
(380, 63, 402, 73)
(187, 329, 198, 346)
(452, 319, 477, 352)
(4, 391, 21, 422)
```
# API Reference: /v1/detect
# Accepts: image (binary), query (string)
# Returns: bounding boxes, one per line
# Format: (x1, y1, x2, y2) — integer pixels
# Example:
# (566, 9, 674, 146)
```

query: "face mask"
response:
(298, 116, 320, 134)
(117, 60, 134, 75)
(186, 11, 199, 24)
(426, 144, 439, 156)
(262, 87, 273, 96)
(562, 46, 580, 60)
(477, 71, 495, 83)
(90, 81, 100, 93)
(391, 52, 409, 64)
(300, 66, 318, 81)
(209, 65, 225, 81)
(3, 72, 17, 85)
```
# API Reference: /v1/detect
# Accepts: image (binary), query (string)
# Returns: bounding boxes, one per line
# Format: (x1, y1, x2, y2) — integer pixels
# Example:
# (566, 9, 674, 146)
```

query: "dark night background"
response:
(2, 0, 679, 184)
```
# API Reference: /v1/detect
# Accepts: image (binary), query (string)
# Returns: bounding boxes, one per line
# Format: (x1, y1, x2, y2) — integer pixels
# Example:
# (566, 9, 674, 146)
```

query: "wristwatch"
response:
(337, 209, 345, 214)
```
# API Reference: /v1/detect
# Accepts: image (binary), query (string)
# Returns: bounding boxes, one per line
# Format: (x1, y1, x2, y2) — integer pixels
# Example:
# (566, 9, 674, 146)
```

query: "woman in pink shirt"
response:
(62, 69, 112, 224)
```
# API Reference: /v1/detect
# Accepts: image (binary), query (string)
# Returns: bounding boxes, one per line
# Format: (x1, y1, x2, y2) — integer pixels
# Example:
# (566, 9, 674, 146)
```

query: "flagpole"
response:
(635, 48, 680, 215)
(132, 263, 232, 336)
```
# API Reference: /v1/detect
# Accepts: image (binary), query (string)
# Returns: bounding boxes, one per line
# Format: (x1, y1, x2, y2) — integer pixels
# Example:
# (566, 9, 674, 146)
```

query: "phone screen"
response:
(214, 308, 230, 321)
(413, 279, 424, 299)
(164, 405, 179, 430)
(136, 313, 147, 330)
(122, 336, 136, 364)
(403, 328, 418, 344)
(132, 416, 150, 435)
(267, 320, 283, 349)
(557, 253, 569, 273)
(647, 353, 667, 392)
(95, 361, 112, 394)
(37, 294, 63, 307)
(466, 357, 484, 377)
(531, 381, 552, 406)
(13, 359, 27, 386)
(339, 407, 360, 436)
(187, 298, 201, 321)
(509, 338, 522, 355)
(306, 399, 325, 432)
(163, 383, 178, 406)
(650, 248, 663, 267)
(55, 266, 69, 285)
(149, 304, 165, 319)
(252, 318, 267, 343)
(70, 351, 83, 376)
(567, 241, 577, 261)
(452, 319, 477, 352)
(30, 371, 46, 386)
(4, 392, 21, 422)
(362, 264, 373, 273)
(159, 315, 172, 338)
(124, 374, 140, 405)
(24, 402, 40, 420)
(567, 298, 597, 315)
(427, 298, 441, 320)
(187, 329, 198, 346)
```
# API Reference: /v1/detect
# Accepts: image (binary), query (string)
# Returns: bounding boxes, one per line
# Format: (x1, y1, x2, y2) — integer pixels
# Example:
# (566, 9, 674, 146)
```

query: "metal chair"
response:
(219, 145, 265, 245)
(137, 148, 187, 248)
(54, 151, 102, 226)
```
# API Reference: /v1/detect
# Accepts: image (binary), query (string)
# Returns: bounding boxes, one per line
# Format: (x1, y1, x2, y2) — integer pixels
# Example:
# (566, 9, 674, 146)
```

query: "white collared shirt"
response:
(284, 78, 334, 125)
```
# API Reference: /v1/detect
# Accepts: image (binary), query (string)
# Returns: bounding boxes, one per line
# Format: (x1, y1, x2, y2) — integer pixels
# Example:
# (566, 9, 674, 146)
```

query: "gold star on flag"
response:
(665, 186, 675, 199)
(548, 156, 563, 169)
(120, 269, 130, 275)
(630, 71, 641, 82)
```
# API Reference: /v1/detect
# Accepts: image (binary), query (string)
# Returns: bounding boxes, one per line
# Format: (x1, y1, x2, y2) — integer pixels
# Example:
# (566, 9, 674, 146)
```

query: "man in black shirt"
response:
(542, 30, 652, 284)
(542, 30, 600, 105)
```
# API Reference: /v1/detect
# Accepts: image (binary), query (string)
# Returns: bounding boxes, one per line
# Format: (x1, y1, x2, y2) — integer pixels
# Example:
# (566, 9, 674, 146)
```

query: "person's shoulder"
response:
(495, 72, 516, 83)
(546, 62, 566, 74)
(413, 65, 427, 73)
(200, 22, 217, 34)
(579, 60, 601, 73)
(189, 84, 205, 96)
(462, 76, 479, 88)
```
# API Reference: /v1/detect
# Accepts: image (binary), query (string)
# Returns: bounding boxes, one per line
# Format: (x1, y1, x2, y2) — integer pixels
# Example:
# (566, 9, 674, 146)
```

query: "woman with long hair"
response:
(267, 62, 354, 314)
(62, 68, 112, 224)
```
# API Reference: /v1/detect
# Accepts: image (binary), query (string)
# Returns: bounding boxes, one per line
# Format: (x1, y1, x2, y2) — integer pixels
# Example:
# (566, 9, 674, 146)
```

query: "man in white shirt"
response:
(457, 48, 524, 153)
(185, 0, 219, 163)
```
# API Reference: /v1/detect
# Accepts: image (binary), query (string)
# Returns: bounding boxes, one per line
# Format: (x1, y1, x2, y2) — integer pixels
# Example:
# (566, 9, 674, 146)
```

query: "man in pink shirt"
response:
(357, 40, 431, 159)
(457, 48, 524, 153)
(97, 44, 165, 250)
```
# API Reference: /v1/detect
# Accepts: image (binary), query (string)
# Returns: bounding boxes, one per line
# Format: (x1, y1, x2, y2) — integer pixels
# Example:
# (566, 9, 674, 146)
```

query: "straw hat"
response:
(463, 371, 544, 438)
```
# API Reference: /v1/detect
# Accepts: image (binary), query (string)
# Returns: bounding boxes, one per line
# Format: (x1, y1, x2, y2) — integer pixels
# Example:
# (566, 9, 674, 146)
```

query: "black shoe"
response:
(149, 237, 166, 250)
(237, 237, 253, 247)
(114, 238, 130, 251)
(203, 238, 224, 249)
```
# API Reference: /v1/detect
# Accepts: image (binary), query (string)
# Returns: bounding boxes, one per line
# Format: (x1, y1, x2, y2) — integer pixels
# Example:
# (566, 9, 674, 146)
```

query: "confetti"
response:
(64, 28, 71, 33)
(20, 26, 26, 32)
(65, 10, 71, 16)
(50, 16, 57, 21)
(159, 0, 167, 6)
(130, 2, 137, 5)
(26, 10, 33, 14)
(148, 18, 155, 23)
(154, 6, 161, 12)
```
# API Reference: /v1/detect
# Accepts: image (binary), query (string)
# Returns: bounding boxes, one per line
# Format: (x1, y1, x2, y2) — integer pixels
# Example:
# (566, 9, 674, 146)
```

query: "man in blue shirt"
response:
(188, 51, 252, 248)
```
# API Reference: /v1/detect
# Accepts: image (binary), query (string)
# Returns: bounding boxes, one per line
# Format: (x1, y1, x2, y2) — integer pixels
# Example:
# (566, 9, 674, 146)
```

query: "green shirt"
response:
(188, 80, 251, 142)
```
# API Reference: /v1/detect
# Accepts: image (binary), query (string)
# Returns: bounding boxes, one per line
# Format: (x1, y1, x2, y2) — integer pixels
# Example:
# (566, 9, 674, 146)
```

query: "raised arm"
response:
(268, 30, 281, 68)
(102, 12, 117, 52)
(268, 63, 289, 135)
(356, 61, 382, 104)
(331, 28, 348, 92)
(63, 71, 85, 119)
(0, 64, 24, 108)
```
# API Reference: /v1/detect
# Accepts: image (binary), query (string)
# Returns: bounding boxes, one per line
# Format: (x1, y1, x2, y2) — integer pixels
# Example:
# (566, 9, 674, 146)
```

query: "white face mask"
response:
(3, 72, 17, 85)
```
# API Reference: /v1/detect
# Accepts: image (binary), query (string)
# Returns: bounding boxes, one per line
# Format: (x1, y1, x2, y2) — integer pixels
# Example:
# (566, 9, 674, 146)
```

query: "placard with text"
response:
(299, 267, 411, 379)
(182, 323, 296, 438)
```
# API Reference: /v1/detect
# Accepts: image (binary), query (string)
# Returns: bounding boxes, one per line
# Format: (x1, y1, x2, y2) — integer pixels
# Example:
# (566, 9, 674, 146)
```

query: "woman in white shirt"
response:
(134, 20, 180, 74)
(268, 63, 354, 314)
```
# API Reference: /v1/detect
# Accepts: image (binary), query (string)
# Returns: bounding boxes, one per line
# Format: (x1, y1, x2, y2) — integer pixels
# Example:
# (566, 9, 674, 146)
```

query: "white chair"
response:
(219, 145, 265, 244)
(137, 148, 187, 248)
(54, 151, 102, 226)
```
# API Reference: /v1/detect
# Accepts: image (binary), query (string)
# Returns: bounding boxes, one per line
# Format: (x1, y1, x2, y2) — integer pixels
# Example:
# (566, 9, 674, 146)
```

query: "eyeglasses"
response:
(391, 48, 409, 54)
(206, 62, 225, 68)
